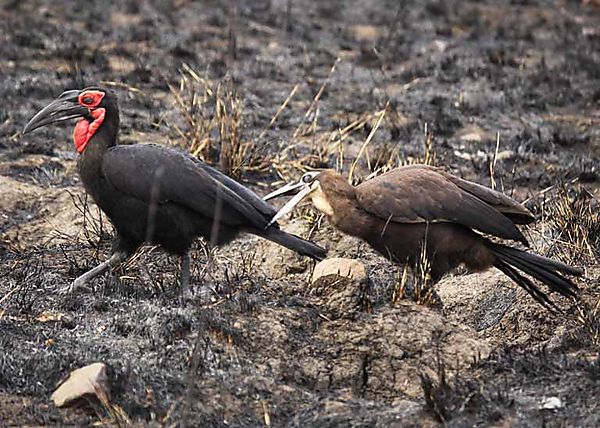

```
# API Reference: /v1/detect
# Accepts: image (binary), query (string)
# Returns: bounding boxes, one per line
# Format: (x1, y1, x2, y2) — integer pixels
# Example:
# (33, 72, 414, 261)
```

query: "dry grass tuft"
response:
(67, 192, 112, 248)
(420, 123, 437, 167)
(95, 388, 133, 427)
(391, 264, 409, 304)
(267, 59, 392, 184)
(392, 237, 438, 306)
(537, 186, 600, 348)
(348, 102, 389, 184)
(575, 297, 600, 349)
(167, 64, 269, 179)
(413, 242, 437, 305)
(356, 121, 437, 187)
(546, 187, 600, 265)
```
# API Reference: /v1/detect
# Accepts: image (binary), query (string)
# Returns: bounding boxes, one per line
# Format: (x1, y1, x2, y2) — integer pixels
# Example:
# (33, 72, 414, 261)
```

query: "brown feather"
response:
(310, 168, 580, 310)
(355, 165, 529, 244)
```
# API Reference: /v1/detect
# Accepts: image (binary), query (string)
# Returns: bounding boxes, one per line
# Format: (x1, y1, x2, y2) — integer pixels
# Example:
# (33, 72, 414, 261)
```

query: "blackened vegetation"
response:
(1, 0, 599, 426)
(420, 332, 495, 423)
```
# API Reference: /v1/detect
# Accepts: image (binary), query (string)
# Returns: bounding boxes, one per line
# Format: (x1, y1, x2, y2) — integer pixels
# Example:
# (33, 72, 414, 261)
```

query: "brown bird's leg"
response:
(180, 251, 191, 299)
(63, 251, 128, 294)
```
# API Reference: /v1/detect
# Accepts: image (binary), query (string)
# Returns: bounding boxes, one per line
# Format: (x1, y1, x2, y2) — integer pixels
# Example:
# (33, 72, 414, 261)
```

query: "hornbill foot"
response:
(62, 252, 128, 295)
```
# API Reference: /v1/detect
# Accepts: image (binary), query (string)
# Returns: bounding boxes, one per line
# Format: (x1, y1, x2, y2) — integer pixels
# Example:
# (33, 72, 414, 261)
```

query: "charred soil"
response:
(1, 0, 599, 426)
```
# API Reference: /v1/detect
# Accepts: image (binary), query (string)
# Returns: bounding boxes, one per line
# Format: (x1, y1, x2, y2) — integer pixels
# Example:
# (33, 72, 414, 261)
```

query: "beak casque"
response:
(23, 90, 88, 134)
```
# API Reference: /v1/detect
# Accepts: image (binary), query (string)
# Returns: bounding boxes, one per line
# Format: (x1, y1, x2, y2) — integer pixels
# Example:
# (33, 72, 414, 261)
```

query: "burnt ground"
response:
(1, 0, 600, 426)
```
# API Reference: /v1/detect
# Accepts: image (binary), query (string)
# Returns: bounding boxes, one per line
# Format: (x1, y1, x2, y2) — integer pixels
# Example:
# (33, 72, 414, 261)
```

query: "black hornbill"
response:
(264, 168, 583, 310)
(23, 87, 326, 293)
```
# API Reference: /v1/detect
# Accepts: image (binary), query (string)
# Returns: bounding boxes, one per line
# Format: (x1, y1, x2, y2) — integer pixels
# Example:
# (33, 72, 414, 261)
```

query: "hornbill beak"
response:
(23, 90, 88, 134)
(266, 185, 315, 228)
(264, 171, 321, 228)
(263, 180, 306, 201)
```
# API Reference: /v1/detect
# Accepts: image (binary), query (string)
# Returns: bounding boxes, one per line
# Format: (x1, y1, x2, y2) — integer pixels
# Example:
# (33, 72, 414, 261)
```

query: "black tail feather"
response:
(494, 260, 559, 312)
(489, 242, 581, 310)
(260, 227, 327, 261)
(493, 247, 578, 298)
(492, 243, 582, 276)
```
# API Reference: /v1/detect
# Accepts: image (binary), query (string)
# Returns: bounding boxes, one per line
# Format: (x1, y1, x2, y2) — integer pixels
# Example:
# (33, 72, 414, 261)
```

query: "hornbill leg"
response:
(180, 251, 191, 298)
(63, 251, 128, 294)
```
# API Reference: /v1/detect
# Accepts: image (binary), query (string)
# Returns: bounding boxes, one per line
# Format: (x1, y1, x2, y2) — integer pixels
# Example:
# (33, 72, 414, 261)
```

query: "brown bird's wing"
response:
(438, 170, 534, 224)
(356, 165, 529, 244)
(100, 144, 275, 228)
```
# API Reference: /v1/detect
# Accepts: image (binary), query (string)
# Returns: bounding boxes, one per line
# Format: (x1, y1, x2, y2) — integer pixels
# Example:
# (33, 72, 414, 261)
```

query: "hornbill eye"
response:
(302, 173, 315, 183)
(77, 90, 105, 109)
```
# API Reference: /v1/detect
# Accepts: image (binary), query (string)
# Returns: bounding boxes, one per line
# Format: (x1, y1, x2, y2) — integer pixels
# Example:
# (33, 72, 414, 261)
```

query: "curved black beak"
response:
(23, 90, 88, 134)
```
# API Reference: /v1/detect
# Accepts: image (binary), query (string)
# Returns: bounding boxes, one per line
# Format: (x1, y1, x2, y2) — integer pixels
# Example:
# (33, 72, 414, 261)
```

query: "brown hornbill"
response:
(23, 87, 326, 293)
(264, 167, 583, 311)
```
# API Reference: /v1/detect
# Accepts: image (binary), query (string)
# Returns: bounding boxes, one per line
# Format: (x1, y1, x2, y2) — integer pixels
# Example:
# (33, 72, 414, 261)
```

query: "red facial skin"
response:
(73, 90, 106, 153)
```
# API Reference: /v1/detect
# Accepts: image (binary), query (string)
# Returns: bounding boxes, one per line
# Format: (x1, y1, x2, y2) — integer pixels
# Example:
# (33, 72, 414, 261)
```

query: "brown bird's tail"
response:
(489, 242, 582, 311)
(260, 227, 327, 261)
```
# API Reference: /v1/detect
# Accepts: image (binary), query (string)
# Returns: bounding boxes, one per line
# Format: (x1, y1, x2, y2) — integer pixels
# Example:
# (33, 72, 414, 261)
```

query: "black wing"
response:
(356, 165, 530, 244)
(101, 144, 275, 228)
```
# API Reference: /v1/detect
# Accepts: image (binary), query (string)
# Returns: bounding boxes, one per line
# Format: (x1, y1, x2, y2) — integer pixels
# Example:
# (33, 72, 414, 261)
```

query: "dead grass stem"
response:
(392, 234, 437, 306)
(546, 187, 599, 264)
(167, 64, 269, 180)
(348, 102, 389, 184)
(575, 296, 600, 348)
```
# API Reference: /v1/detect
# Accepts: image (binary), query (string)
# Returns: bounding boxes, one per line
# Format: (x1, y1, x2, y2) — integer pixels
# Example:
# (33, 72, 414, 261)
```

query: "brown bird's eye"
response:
(302, 174, 313, 183)
(83, 97, 93, 105)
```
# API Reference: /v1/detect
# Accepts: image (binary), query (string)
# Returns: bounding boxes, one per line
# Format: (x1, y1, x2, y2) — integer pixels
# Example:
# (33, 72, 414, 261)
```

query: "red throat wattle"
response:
(73, 108, 106, 153)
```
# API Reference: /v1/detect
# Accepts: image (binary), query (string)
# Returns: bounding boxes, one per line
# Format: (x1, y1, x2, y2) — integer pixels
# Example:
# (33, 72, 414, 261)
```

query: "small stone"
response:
(51, 363, 110, 408)
(349, 25, 381, 42)
(455, 124, 493, 143)
(107, 55, 137, 74)
(312, 258, 368, 284)
(36, 311, 63, 322)
(540, 396, 563, 410)
(459, 132, 483, 142)
(495, 150, 515, 161)
(310, 258, 370, 319)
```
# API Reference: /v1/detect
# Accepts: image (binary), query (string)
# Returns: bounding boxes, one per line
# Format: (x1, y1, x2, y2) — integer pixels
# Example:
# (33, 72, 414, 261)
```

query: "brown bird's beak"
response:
(266, 185, 315, 227)
(263, 171, 322, 201)
(263, 180, 306, 201)
(264, 171, 321, 228)
(23, 90, 88, 134)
